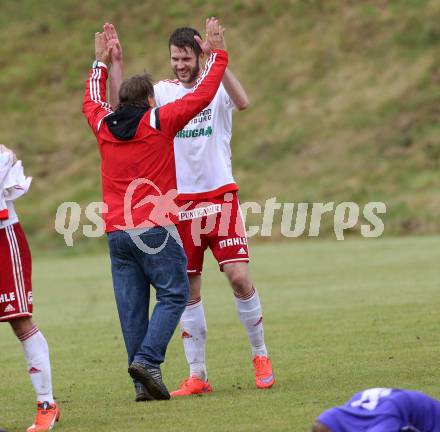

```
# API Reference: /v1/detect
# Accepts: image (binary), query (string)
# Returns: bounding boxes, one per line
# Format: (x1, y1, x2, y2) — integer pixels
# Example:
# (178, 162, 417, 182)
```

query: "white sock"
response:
(19, 326, 54, 404)
(180, 298, 208, 381)
(235, 287, 268, 357)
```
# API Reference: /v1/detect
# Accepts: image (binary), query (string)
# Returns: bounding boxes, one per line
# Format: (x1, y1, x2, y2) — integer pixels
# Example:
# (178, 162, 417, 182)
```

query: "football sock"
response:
(180, 297, 208, 381)
(234, 286, 268, 357)
(19, 325, 54, 404)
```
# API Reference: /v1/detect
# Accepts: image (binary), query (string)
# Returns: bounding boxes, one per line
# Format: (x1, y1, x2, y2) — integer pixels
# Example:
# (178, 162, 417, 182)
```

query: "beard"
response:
(173, 62, 200, 85)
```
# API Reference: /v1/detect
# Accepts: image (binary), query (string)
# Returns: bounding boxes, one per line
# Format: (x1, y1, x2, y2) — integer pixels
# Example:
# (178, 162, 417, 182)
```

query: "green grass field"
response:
(1, 236, 439, 431)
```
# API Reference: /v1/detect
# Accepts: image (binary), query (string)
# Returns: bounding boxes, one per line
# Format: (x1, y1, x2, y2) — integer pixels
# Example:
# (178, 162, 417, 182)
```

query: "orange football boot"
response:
(27, 401, 60, 432)
(171, 375, 213, 396)
(253, 355, 275, 389)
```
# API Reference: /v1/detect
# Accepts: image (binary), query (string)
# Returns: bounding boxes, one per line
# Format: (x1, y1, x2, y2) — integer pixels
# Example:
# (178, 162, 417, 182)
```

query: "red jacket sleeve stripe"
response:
(90, 68, 112, 112)
(83, 66, 113, 134)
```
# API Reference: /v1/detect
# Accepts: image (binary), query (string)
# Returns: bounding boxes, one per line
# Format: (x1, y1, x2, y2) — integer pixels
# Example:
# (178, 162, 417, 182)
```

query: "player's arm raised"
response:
(104, 23, 124, 109)
(82, 32, 113, 134)
(221, 68, 249, 110)
(195, 19, 249, 110)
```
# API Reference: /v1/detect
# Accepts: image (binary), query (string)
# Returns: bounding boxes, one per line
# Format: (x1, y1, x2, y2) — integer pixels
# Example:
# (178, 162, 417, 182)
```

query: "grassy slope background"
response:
(0, 0, 439, 250)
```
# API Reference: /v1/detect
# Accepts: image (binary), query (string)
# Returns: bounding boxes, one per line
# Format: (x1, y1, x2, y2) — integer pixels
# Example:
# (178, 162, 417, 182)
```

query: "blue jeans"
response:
(107, 226, 189, 369)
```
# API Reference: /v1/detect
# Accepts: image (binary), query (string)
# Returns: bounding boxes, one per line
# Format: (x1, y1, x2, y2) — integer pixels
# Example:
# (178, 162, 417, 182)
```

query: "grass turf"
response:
(1, 236, 439, 431)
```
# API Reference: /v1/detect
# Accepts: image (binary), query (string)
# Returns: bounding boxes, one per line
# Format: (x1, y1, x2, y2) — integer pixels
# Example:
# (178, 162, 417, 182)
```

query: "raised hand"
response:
(194, 22, 212, 56)
(104, 22, 123, 64)
(95, 31, 111, 64)
(203, 17, 226, 52)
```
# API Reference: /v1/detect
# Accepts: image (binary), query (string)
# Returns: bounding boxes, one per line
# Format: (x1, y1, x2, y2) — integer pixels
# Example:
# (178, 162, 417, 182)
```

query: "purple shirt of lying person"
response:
(314, 388, 440, 432)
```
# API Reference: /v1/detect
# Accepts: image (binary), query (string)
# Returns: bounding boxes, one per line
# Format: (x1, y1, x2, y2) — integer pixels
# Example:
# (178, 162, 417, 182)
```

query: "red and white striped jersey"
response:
(154, 81, 238, 200)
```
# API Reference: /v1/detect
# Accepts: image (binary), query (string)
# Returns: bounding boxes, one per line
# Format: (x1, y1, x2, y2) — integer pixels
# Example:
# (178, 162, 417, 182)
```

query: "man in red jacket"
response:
(104, 20, 274, 396)
(82, 18, 228, 401)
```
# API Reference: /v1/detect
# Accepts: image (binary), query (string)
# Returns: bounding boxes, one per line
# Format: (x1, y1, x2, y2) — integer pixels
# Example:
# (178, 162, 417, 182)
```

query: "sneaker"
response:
(170, 375, 213, 396)
(134, 382, 154, 402)
(27, 401, 60, 432)
(253, 355, 275, 389)
(128, 363, 170, 400)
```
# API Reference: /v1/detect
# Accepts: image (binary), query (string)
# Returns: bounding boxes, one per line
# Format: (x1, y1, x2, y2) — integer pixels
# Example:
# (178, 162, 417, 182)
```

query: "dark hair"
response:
(118, 73, 154, 109)
(169, 27, 202, 57)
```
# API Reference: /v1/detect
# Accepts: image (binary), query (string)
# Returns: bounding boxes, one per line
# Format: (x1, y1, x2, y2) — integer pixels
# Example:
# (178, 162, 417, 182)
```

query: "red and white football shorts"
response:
(177, 191, 250, 275)
(0, 223, 33, 321)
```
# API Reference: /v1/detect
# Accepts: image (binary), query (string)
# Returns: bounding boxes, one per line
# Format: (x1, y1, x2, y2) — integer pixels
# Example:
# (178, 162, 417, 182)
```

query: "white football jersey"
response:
(154, 79, 238, 200)
(0, 154, 29, 228)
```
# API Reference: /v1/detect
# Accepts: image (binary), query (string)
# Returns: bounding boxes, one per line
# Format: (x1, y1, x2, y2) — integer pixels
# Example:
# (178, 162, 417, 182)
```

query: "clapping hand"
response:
(103, 22, 123, 64)
(95, 31, 111, 64)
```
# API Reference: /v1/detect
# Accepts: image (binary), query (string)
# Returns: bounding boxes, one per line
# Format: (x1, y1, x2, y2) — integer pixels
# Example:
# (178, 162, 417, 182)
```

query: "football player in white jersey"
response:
(0, 145, 60, 431)
(104, 19, 274, 397)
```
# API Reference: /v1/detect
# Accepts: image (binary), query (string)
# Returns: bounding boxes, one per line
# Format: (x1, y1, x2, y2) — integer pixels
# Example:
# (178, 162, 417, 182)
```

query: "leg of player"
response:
(223, 262, 275, 389)
(127, 227, 189, 401)
(2, 222, 60, 431)
(171, 274, 212, 396)
(9, 317, 60, 432)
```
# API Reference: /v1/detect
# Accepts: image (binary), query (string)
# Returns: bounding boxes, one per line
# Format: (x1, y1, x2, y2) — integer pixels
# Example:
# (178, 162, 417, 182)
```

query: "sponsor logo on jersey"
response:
(237, 247, 247, 255)
(189, 108, 212, 125)
(176, 126, 213, 139)
(4, 304, 15, 313)
(219, 237, 248, 249)
(179, 204, 221, 221)
(0, 292, 16, 304)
